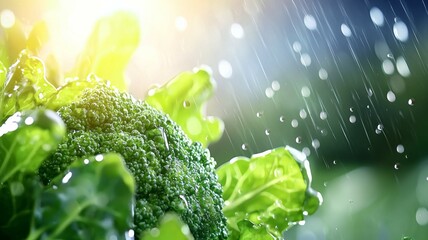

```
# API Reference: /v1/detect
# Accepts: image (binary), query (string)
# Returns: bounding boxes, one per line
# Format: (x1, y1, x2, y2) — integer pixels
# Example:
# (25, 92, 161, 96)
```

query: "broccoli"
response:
(38, 83, 228, 240)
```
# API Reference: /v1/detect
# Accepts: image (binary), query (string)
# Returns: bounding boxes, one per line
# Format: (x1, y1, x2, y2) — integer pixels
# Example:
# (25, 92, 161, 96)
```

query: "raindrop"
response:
(300, 53, 312, 67)
(24, 117, 34, 125)
(0, 9, 15, 29)
(349, 115, 356, 123)
(241, 143, 248, 151)
(256, 112, 263, 118)
(382, 59, 395, 75)
(408, 98, 415, 106)
(218, 60, 233, 78)
(387, 53, 394, 59)
(318, 68, 328, 80)
(396, 56, 411, 77)
(349, 107, 354, 112)
(83, 159, 90, 164)
(291, 119, 299, 128)
(183, 100, 191, 108)
(302, 147, 311, 157)
(416, 208, 428, 226)
(296, 136, 302, 144)
(271, 81, 280, 91)
(279, 116, 285, 122)
(394, 163, 400, 169)
(292, 41, 302, 52)
(175, 16, 188, 31)
(340, 24, 352, 37)
(396, 144, 405, 153)
(95, 154, 104, 162)
(393, 20, 409, 42)
(333, 160, 337, 165)
(299, 109, 307, 119)
(265, 129, 271, 135)
(303, 14, 317, 30)
(311, 139, 320, 149)
(370, 7, 384, 26)
(301, 86, 311, 97)
(62, 172, 73, 184)
(387, 91, 396, 102)
(320, 111, 328, 120)
(320, 129, 328, 136)
(265, 87, 274, 98)
(230, 23, 244, 39)
(377, 124, 384, 131)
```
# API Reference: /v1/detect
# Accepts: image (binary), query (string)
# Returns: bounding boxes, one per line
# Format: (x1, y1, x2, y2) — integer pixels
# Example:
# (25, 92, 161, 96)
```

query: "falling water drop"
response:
(241, 143, 249, 151)
(279, 116, 285, 122)
(370, 7, 385, 26)
(301, 86, 311, 97)
(318, 68, 328, 80)
(300, 53, 312, 67)
(393, 20, 409, 42)
(312, 139, 320, 149)
(292, 41, 302, 52)
(296, 136, 302, 144)
(265, 129, 271, 135)
(303, 15, 317, 30)
(396, 144, 405, 153)
(291, 119, 299, 128)
(299, 109, 307, 119)
(320, 111, 328, 120)
(408, 98, 415, 106)
(349, 115, 356, 123)
(256, 112, 263, 118)
(394, 163, 400, 169)
(341, 24, 352, 37)
(387, 91, 396, 102)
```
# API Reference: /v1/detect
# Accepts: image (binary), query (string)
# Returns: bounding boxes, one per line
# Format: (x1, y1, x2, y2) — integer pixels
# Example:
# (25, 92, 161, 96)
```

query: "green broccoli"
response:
(38, 83, 228, 240)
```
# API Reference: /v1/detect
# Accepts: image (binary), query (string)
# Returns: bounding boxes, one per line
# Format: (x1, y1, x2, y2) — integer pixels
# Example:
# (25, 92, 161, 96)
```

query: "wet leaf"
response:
(28, 154, 135, 240)
(145, 70, 224, 147)
(216, 147, 322, 239)
(0, 109, 65, 184)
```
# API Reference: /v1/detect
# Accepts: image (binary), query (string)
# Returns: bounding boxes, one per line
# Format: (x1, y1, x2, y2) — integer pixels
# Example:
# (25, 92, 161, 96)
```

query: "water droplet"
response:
(408, 98, 415, 106)
(300, 53, 312, 67)
(387, 91, 396, 102)
(302, 147, 311, 157)
(394, 163, 400, 169)
(387, 53, 394, 59)
(303, 14, 317, 30)
(241, 143, 248, 150)
(256, 112, 263, 118)
(0, 9, 15, 28)
(349, 115, 356, 123)
(301, 86, 311, 97)
(83, 159, 90, 164)
(292, 41, 302, 52)
(393, 20, 409, 42)
(370, 7, 384, 26)
(320, 129, 328, 136)
(382, 59, 395, 75)
(377, 124, 384, 131)
(349, 107, 354, 112)
(299, 109, 307, 119)
(265, 87, 274, 98)
(396, 56, 411, 77)
(341, 24, 352, 37)
(95, 154, 104, 162)
(333, 160, 337, 165)
(291, 119, 299, 128)
(279, 115, 285, 122)
(318, 68, 328, 80)
(416, 207, 428, 226)
(175, 16, 187, 31)
(218, 60, 233, 78)
(311, 139, 320, 149)
(265, 129, 271, 135)
(127, 230, 135, 238)
(296, 136, 302, 144)
(183, 100, 191, 108)
(24, 117, 34, 125)
(396, 144, 405, 153)
(323, 182, 328, 187)
(320, 111, 327, 120)
(271, 81, 280, 91)
(62, 171, 73, 184)
(230, 23, 244, 39)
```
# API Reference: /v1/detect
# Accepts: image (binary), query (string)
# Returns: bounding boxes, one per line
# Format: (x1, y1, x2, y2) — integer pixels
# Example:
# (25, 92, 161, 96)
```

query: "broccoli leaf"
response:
(27, 153, 135, 240)
(0, 175, 42, 239)
(141, 213, 194, 240)
(0, 109, 65, 184)
(0, 51, 56, 121)
(216, 146, 323, 239)
(145, 70, 224, 147)
(69, 11, 140, 91)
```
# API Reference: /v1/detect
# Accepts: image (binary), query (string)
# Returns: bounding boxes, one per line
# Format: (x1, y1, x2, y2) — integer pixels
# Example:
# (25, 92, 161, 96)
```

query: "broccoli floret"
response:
(38, 84, 228, 240)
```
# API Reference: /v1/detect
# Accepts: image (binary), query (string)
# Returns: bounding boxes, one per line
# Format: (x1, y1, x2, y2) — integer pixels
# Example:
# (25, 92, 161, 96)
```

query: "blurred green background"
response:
(1, 0, 428, 239)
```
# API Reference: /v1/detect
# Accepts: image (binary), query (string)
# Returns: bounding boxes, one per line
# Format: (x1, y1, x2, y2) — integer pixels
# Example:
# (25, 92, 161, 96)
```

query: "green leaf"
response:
(216, 146, 322, 239)
(145, 70, 224, 147)
(0, 50, 57, 122)
(0, 109, 65, 184)
(3, 20, 27, 63)
(28, 153, 135, 240)
(26, 21, 49, 55)
(0, 175, 42, 239)
(141, 213, 194, 240)
(69, 11, 140, 91)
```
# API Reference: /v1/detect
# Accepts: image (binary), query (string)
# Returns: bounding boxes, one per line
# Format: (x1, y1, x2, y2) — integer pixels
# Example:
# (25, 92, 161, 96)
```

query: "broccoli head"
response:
(38, 83, 228, 239)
